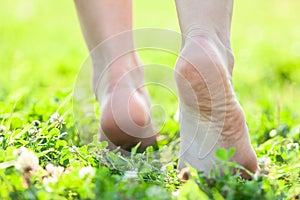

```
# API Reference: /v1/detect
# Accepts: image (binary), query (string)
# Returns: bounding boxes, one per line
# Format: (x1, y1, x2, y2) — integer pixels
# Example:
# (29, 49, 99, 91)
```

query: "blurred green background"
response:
(0, 0, 300, 144)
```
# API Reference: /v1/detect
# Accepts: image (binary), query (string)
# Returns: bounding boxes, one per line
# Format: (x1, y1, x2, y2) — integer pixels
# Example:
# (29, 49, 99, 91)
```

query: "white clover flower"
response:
(258, 156, 271, 168)
(78, 166, 95, 178)
(45, 163, 55, 174)
(43, 176, 57, 192)
(52, 166, 64, 178)
(43, 176, 58, 185)
(45, 163, 64, 178)
(123, 170, 138, 180)
(0, 125, 6, 134)
(49, 112, 60, 123)
(28, 127, 39, 135)
(269, 129, 277, 137)
(43, 163, 65, 192)
(28, 129, 35, 135)
(13, 146, 28, 157)
(14, 147, 39, 173)
(49, 112, 66, 128)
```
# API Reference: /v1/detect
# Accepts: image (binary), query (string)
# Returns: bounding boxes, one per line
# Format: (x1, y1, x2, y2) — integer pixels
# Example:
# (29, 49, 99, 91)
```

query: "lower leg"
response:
(74, 0, 156, 151)
(175, 0, 258, 177)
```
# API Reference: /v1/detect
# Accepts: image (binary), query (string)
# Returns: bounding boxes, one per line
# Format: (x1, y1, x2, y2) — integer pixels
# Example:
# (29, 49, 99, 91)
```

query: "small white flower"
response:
(49, 112, 66, 128)
(14, 147, 39, 173)
(258, 156, 271, 168)
(28, 129, 35, 135)
(269, 129, 277, 137)
(43, 163, 65, 192)
(49, 112, 60, 123)
(52, 166, 64, 178)
(43, 176, 58, 192)
(78, 166, 95, 178)
(0, 125, 6, 133)
(45, 163, 55, 174)
(13, 146, 29, 157)
(123, 170, 138, 180)
(28, 127, 39, 135)
(43, 176, 58, 185)
(46, 163, 64, 178)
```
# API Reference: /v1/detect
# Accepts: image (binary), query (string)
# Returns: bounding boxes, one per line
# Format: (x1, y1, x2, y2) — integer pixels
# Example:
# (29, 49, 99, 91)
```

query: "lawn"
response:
(0, 0, 299, 199)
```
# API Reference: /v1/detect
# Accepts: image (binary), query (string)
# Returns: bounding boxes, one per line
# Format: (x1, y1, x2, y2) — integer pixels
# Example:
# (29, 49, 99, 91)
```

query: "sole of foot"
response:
(175, 35, 258, 179)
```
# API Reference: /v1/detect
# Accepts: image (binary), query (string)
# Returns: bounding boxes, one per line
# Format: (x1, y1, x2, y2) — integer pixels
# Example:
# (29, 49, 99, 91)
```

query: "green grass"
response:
(0, 0, 300, 199)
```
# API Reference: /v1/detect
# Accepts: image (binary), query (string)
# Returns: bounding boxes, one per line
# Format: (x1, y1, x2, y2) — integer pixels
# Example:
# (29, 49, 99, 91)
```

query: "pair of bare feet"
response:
(74, 0, 258, 179)
(96, 35, 258, 178)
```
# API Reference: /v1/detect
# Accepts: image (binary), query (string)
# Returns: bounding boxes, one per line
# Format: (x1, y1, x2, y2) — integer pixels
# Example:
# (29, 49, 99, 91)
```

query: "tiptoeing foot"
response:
(175, 35, 258, 178)
(94, 53, 156, 152)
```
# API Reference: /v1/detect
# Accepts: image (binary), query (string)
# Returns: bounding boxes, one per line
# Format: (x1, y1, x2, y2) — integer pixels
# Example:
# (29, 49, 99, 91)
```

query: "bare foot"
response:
(93, 52, 156, 152)
(175, 35, 258, 178)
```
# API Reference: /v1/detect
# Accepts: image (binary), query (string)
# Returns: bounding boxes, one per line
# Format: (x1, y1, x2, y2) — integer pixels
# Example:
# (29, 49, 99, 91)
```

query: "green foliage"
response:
(0, 109, 299, 199)
(1, 0, 300, 199)
(178, 180, 209, 200)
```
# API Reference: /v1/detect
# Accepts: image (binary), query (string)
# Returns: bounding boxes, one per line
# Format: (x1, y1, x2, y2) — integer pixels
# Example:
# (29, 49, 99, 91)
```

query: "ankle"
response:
(181, 34, 234, 71)
(93, 52, 144, 97)
(175, 34, 234, 89)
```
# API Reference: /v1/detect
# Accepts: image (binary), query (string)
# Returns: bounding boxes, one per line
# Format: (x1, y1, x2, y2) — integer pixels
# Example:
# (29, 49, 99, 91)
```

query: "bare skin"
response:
(74, 0, 258, 177)
(175, 35, 258, 178)
(174, 0, 258, 177)
(74, 0, 156, 151)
